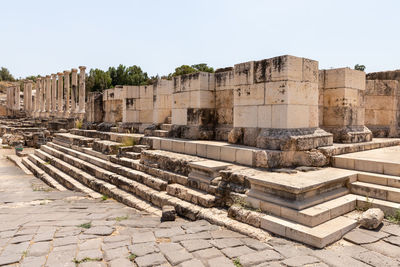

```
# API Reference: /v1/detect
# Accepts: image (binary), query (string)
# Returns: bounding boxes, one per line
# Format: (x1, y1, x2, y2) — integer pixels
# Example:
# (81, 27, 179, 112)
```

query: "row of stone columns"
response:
(6, 85, 20, 112)
(27, 66, 86, 119)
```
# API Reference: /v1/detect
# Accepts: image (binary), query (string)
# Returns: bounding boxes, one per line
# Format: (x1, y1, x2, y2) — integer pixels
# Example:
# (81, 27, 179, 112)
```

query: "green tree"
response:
(191, 63, 214, 73)
(0, 67, 15, 81)
(167, 63, 214, 79)
(354, 64, 366, 71)
(86, 69, 112, 92)
(108, 64, 149, 86)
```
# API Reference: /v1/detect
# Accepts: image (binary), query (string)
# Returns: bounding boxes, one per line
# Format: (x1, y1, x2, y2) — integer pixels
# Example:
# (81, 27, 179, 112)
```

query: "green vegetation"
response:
(166, 63, 214, 79)
(233, 258, 242, 267)
(119, 137, 136, 147)
(73, 257, 102, 265)
(115, 215, 129, 222)
(386, 209, 400, 224)
(354, 64, 366, 71)
(86, 68, 112, 92)
(0, 67, 15, 81)
(128, 253, 137, 261)
(232, 196, 261, 212)
(75, 119, 83, 129)
(78, 222, 92, 229)
(101, 194, 109, 201)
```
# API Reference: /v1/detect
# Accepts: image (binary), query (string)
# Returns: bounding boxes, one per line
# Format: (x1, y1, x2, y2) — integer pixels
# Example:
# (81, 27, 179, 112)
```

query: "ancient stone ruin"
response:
(3, 55, 400, 248)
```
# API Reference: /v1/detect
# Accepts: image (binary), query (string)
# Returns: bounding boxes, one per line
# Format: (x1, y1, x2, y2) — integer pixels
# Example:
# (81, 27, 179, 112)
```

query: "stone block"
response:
(235, 147, 254, 166)
(234, 61, 254, 85)
(215, 68, 234, 91)
(216, 108, 233, 125)
(257, 105, 272, 128)
(190, 90, 215, 109)
(139, 85, 153, 98)
(302, 58, 319, 83)
(265, 81, 318, 106)
(215, 89, 234, 108)
(233, 105, 258, 128)
(254, 55, 304, 83)
(174, 72, 214, 92)
(220, 146, 236, 162)
(172, 109, 187, 125)
(173, 92, 190, 109)
(323, 68, 365, 90)
(271, 104, 311, 129)
(160, 139, 172, 151)
(196, 143, 207, 157)
(206, 145, 221, 160)
(124, 85, 140, 99)
(234, 83, 265, 106)
(184, 142, 197, 155)
(172, 140, 185, 153)
(139, 110, 153, 124)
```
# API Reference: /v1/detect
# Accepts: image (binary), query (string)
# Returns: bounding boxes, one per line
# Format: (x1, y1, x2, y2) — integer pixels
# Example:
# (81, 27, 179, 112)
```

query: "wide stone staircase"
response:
(22, 129, 400, 248)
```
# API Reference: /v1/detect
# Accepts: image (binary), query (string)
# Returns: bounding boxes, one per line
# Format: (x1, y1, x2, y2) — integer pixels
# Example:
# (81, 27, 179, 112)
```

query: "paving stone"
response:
(52, 244, 78, 252)
(272, 245, 312, 258)
(238, 250, 283, 266)
(20, 256, 46, 267)
(103, 234, 131, 243)
(254, 262, 286, 267)
(45, 250, 76, 267)
(210, 238, 243, 249)
(9, 234, 33, 244)
(281, 255, 320, 267)
(0, 230, 17, 239)
(33, 231, 55, 242)
(185, 225, 219, 234)
(353, 250, 399, 267)
(53, 235, 79, 247)
(1, 242, 30, 256)
(16, 227, 38, 236)
(0, 254, 21, 266)
(207, 256, 235, 267)
(362, 240, 400, 258)
(108, 258, 134, 267)
(27, 241, 51, 256)
(78, 238, 102, 250)
(135, 253, 167, 267)
(76, 249, 103, 261)
(120, 218, 160, 228)
(158, 242, 183, 252)
(181, 239, 212, 252)
(193, 247, 224, 260)
(384, 235, 400, 246)
(79, 261, 107, 267)
(210, 229, 245, 239)
(132, 231, 155, 244)
(179, 259, 205, 267)
(343, 229, 387, 244)
(221, 245, 255, 259)
(154, 227, 185, 238)
(101, 240, 131, 250)
(164, 248, 192, 265)
(240, 237, 272, 251)
(181, 220, 211, 229)
(128, 242, 159, 256)
(55, 227, 81, 237)
(171, 232, 212, 242)
(331, 245, 368, 257)
(312, 250, 370, 267)
(381, 224, 400, 236)
(104, 246, 129, 261)
(84, 226, 114, 236)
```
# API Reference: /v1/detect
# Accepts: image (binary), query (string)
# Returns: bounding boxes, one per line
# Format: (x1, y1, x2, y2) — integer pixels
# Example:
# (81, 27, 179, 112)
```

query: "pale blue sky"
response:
(1, 0, 399, 78)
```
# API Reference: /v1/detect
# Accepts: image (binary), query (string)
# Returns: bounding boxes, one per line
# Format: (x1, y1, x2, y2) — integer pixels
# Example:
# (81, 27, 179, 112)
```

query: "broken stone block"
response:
(161, 205, 176, 222)
(359, 208, 384, 229)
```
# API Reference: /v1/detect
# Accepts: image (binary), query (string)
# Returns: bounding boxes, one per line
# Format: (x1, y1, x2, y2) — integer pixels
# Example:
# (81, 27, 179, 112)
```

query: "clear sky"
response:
(1, 0, 399, 78)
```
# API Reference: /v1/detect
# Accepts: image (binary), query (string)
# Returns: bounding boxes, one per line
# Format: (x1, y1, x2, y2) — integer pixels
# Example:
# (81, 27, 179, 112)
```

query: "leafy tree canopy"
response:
(86, 69, 112, 92)
(108, 64, 149, 87)
(354, 64, 366, 72)
(167, 63, 214, 79)
(0, 67, 15, 81)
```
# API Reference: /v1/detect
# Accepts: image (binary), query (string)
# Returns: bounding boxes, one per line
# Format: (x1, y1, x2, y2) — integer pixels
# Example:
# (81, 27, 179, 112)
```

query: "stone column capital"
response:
(37, 77, 42, 81)
(71, 68, 78, 73)
(51, 73, 57, 78)
(79, 66, 86, 71)
(57, 72, 63, 77)
(64, 70, 71, 75)
(27, 80, 33, 84)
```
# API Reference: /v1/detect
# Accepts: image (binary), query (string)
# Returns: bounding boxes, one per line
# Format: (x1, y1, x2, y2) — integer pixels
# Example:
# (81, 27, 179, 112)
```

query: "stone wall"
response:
(103, 87, 123, 123)
(214, 68, 234, 140)
(365, 79, 400, 137)
(85, 92, 104, 123)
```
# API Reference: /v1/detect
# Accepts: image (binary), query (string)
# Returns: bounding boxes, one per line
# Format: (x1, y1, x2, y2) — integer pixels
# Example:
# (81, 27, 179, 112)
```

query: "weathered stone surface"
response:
(161, 205, 176, 222)
(128, 242, 159, 256)
(238, 250, 283, 266)
(358, 208, 384, 229)
(353, 250, 399, 267)
(282, 255, 320, 267)
(181, 239, 212, 252)
(84, 226, 115, 236)
(135, 253, 167, 267)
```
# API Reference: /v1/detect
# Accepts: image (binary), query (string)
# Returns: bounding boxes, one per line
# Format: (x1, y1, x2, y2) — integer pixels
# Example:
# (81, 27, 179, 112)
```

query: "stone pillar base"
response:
(229, 127, 333, 151)
(322, 125, 372, 143)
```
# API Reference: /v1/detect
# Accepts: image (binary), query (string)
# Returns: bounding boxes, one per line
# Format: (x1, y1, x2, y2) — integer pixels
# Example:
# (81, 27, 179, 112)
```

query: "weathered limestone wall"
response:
(86, 92, 104, 123)
(122, 85, 140, 124)
(171, 72, 216, 139)
(319, 68, 372, 143)
(138, 85, 154, 126)
(214, 68, 234, 140)
(103, 87, 123, 123)
(152, 79, 173, 124)
(365, 79, 400, 137)
(229, 55, 332, 150)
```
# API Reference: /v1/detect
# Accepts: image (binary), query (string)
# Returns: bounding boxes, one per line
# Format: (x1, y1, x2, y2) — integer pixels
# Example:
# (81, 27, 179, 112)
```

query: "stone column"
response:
(57, 72, 64, 117)
(35, 78, 41, 117)
(51, 74, 57, 114)
(26, 80, 33, 115)
(14, 85, 20, 111)
(23, 82, 27, 111)
(40, 78, 46, 117)
(78, 66, 86, 116)
(64, 70, 70, 117)
(71, 68, 78, 115)
(45, 75, 51, 117)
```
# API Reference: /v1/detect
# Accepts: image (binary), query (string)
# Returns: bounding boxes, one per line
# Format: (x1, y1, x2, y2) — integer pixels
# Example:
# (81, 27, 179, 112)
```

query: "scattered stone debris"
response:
(359, 208, 384, 229)
(270, 168, 297, 174)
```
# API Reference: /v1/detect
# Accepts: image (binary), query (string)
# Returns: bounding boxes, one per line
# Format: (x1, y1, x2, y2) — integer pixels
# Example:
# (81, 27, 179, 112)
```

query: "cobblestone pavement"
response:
(0, 151, 399, 266)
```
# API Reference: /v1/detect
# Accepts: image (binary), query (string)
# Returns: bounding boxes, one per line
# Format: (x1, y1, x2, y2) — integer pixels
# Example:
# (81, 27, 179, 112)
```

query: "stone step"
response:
(53, 138, 111, 161)
(153, 130, 169, 138)
(160, 124, 173, 131)
(130, 145, 150, 153)
(350, 181, 400, 203)
(53, 132, 94, 147)
(123, 152, 141, 160)
(332, 146, 400, 176)
(42, 143, 168, 191)
(165, 116, 172, 124)
(92, 140, 121, 155)
(21, 157, 67, 191)
(356, 171, 400, 189)
(166, 184, 217, 208)
(248, 194, 357, 227)
(356, 195, 400, 217)
(29, 153, 101, 198)
(69, 128, 144, 144)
